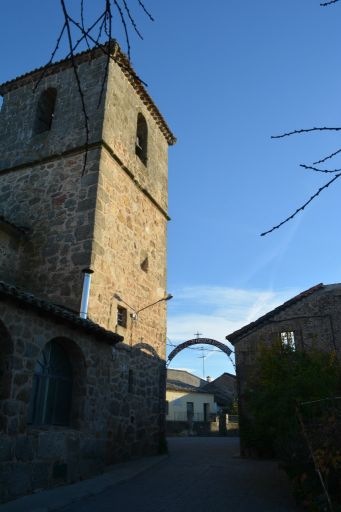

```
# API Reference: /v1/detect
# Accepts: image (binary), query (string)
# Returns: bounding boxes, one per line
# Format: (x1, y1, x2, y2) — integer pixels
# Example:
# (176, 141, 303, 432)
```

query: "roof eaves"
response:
(0, 281, 123, 345)
(226, 283, 324, 343)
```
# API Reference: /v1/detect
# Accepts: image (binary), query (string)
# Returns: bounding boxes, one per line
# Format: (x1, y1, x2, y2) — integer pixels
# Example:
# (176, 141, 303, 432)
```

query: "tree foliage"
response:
(243, 342, 340, 458)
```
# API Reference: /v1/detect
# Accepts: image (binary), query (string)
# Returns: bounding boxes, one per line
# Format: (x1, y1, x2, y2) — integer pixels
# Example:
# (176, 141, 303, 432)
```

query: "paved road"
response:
(60, 437, 298, 512)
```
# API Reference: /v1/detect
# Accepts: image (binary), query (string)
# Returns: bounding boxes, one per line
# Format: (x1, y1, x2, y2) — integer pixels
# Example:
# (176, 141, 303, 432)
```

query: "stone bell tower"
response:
(0, 42, 176, 358)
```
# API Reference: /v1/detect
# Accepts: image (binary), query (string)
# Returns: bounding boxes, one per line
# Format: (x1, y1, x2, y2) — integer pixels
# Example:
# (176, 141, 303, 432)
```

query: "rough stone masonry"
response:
(0, 42, 175, 502)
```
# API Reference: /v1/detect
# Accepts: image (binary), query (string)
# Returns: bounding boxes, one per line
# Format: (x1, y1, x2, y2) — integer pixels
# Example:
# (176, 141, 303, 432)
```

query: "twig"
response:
(271, 126, 341, 139)
(80, 0, 90, 49)
(261, 172, 341, 236)
(33, 22, 67, 92)
(123, 0, 143, 39)
(313, 147, 341, 165)
(66, 12, 107, 57)
(300, 164, 341, 174)
(320, 0, 340, 6)
(68, 16, 148, 86)
(137, 0, 154, 21)
(60, 0, 89, 176)
(113, 0, 131, 60)
(97, 1, 112, 108)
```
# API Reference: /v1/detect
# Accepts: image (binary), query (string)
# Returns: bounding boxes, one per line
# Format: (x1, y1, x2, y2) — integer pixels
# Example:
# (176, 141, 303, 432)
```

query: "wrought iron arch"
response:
(167, 338, 233, 366)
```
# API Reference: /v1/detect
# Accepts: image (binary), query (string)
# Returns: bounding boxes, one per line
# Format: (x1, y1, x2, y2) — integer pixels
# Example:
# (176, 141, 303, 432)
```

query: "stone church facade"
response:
(0, 42, 175, 502)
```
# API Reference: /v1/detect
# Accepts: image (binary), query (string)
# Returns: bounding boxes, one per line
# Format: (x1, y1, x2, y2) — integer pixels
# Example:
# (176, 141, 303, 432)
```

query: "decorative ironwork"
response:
(167, 338, 232, 366)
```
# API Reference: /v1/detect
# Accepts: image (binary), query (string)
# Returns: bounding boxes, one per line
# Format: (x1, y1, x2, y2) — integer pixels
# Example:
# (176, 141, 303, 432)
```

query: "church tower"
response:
(0, 43, 175, 358)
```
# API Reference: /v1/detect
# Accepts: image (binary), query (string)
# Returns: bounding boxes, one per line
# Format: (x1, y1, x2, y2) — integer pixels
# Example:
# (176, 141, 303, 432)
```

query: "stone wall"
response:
(0, 298, 164, 503)
(0, 55, 106, 171)
(0, 46, 172, 502)
(233, 287, 341, 397)
(88, 147, 168, 358)
(102, 59, 169, 213)
(0, 228, 22, 285)
(0, 50, 170, 354)
(0, 150, 99, 310)
(229, 285, 341, 454)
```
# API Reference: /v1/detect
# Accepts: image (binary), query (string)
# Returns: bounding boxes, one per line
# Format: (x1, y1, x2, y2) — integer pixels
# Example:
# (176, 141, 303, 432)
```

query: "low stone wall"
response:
(0, 430, 106, 501)
(166, 421, 217, 436)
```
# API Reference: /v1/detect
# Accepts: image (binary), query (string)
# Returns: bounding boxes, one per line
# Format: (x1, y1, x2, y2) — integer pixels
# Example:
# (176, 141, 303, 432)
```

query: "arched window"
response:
(135, 113, 148, 165)
(34, 88, 57, 135)
(28, 340, 72, 426)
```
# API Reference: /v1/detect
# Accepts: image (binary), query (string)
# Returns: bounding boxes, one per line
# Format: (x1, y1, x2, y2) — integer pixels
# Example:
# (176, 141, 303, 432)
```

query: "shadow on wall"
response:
(0, 313, 167, 504)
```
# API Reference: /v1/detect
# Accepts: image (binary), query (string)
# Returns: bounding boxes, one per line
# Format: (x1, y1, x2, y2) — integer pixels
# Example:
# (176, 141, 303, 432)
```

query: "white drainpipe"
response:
(80, 268, 94, 319)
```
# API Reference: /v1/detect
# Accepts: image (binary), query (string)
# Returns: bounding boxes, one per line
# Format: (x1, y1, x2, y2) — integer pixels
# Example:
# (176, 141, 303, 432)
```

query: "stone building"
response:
(204, 372, 236, 412)
(226, 283, 341, 452)
(0, 42, 175, 502)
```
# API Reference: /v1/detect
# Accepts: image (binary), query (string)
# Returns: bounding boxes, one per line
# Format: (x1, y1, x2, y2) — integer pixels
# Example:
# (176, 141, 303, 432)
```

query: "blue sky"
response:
(1, 1, 341, 378)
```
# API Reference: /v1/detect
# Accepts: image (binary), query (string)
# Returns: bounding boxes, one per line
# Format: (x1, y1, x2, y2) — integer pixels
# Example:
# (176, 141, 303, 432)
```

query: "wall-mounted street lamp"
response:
(113, 293, 173, 320)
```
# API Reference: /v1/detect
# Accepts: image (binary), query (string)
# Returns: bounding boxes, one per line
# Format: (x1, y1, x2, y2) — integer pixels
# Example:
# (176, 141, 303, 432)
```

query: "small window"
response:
(203, 403, 210, 422)
(128, 369, 133, 393)
(135, 113, 148, 165)
(280, 331, 296, 350)
(186, 402, 194, 420)
(140, 256, 149, 272)
(117, 306, 127, 328)
(28, 340, 72, 426)
(34, 88, 57, 134)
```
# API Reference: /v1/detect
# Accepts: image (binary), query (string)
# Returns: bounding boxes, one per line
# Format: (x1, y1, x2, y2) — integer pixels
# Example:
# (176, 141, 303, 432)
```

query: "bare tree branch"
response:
(32, 1, 153, 176)
(271, 127, 341, 139)
(320, 0, 340, 6)
(80, 0, 91, 49)
(113, 0, 132, 61)
(137, 0, 154, 21)
(33, 22, 67, 92)
(123, 0, 143, 39)
(313, 147, 341, 165)
(300, 164, 341, 174)
(97, 0, 112, 108)
(261, 172, 341, 236)
(60, 0, 89, 176)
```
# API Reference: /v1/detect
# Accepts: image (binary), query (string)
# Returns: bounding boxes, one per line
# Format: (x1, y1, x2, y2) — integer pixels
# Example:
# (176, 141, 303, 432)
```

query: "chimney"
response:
(206, 376, 212, 383)
(80, 268, 94, 319)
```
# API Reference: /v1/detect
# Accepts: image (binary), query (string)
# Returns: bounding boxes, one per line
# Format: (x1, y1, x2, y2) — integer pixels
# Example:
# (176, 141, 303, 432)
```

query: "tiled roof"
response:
(0, 41, 176, 146)
(226, 283, 324, 343)
(0, 281, 123, 345)
(167, 380, 210, 394)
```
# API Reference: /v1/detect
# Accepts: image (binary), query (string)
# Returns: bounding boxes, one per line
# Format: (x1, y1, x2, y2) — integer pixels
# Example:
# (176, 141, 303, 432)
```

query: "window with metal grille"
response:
(117, 305, 127, 327)
(28, 340, 72, 426)
(280, 331, 296, 350)
(135, 113, 148, 165)
(34, 88, 57, 134)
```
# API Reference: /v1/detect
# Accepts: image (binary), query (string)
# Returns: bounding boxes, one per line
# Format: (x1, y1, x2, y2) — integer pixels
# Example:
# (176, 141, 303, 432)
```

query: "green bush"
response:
(242, 343, 341, 509)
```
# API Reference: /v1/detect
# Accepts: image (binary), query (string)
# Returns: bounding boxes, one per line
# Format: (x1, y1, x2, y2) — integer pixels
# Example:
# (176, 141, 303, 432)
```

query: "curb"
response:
(1, 454, 168, 512)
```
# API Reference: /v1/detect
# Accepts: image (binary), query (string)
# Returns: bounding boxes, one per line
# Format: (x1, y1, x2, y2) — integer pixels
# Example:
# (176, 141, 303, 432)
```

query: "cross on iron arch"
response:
(194, 331, 203, 339)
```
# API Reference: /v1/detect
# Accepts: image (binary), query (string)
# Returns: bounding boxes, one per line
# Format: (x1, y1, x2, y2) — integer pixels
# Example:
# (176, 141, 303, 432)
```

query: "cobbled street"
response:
(59, 437, 299, 512)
